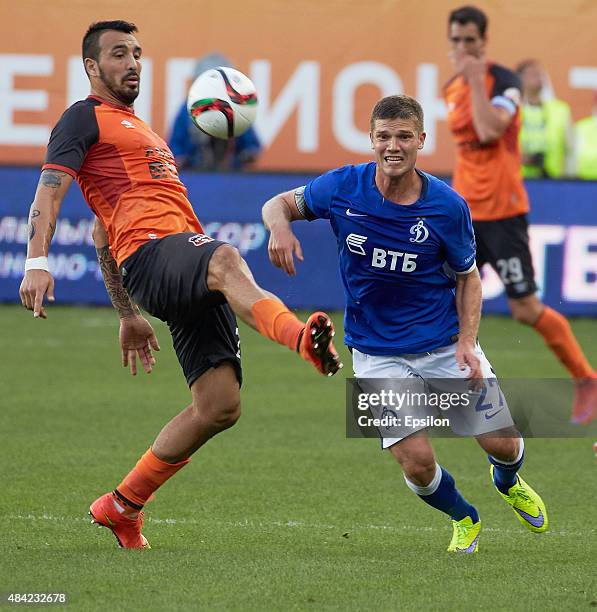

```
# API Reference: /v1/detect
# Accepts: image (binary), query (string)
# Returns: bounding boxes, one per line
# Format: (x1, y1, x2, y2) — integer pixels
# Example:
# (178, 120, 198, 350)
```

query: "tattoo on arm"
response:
(96, 245, 140, 318)
(28, 208, 40, 241)
(40, 169, 64, 189)
(44, 221, 56, 250)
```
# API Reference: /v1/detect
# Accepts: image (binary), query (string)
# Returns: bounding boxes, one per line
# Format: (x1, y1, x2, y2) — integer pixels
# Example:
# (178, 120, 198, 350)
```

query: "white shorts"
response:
(352, 343, 515, 449)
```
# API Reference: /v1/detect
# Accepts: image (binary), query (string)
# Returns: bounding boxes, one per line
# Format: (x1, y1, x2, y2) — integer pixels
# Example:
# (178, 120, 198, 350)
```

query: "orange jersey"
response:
(444, 63, 529, 221)
(42, 96, 203, 265)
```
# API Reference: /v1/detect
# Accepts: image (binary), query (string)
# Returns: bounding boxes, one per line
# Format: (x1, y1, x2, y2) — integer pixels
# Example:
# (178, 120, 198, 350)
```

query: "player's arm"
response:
(92, 218, 140, 319)
(468, 76, 512, 143)
(92, 218, 160, 375)
(262, 188, 306, 276)
(19, 169, 73, 319)
(452, 54, 514, 143)
(454, 268, 483, 379)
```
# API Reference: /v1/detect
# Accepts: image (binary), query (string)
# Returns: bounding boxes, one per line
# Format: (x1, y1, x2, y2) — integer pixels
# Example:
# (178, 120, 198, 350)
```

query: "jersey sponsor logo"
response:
(371, 248, 418, 272)
(120, 120, 136, 129)
(346, 208, 368, 217)
(148, 233, 158, 239)
(409, 219, 429, 244)
(346, 233, 367, 255)
(188, 233, 214, 247)
(345, 233, 418, 272)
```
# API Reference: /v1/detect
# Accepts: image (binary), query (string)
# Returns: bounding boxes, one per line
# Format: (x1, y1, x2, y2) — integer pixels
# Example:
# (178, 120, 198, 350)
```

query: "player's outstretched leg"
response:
(511, 298, 596, 423)
(390, 435, 480, 553)
(207, 244, 342, 376)
(485, 438, 548, 533)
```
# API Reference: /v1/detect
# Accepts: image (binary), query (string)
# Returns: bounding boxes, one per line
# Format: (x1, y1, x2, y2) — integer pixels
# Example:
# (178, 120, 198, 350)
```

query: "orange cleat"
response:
(89, 492, 150, 549)
(571, 375, 597, 425)
(298, 312, 343, 377)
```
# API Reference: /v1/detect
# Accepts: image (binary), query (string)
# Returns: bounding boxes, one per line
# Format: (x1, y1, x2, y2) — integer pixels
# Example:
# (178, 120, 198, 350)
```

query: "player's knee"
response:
(208, 244, 243, 290)
(488, 437, 520, 463)
(216, 399, 242, 431)
(511, 306, 534, 325)
(399, 455, 436, 486)
(510, 297, 543, 325)
(195, 398, 241, 433)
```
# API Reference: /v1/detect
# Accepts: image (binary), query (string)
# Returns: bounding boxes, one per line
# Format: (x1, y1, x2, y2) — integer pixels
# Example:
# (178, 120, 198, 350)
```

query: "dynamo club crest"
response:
(409, 219, 429, 243)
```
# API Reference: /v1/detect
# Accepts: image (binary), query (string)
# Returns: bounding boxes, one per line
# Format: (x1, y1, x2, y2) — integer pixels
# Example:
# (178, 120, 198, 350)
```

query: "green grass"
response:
(1, 305, 596, 610)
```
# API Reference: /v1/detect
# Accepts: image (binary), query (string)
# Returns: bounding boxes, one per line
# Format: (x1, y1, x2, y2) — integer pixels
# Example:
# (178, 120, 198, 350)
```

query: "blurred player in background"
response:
(573, 90, 597, 180)
(168, 52, 262, 171)
(444, 5, 596, 423)
(516, 59, 573, 179)
(19, 20, 341, 549)
(262, 95, 547, 553)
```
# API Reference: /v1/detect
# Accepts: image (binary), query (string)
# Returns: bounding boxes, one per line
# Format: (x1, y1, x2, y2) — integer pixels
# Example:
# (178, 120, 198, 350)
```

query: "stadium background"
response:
(1, 1, 596, 609)
(1, 0, 596, 314)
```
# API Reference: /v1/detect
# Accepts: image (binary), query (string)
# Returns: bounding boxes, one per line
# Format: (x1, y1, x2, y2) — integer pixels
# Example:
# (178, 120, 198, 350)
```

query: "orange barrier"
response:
(1, 0, 595, 172)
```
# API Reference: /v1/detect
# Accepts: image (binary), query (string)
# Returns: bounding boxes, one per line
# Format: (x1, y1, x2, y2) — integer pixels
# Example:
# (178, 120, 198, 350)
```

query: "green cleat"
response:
(490, 466, 548, 533)
(447, 516, 481, 553)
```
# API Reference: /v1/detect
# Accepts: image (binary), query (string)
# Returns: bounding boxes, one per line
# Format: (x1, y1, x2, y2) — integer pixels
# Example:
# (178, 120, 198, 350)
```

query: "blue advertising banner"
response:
(1, 167, 596, 315)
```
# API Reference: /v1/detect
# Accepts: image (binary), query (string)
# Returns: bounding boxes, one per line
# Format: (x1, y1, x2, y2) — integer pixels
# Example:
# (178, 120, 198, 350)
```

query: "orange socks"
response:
(251, 298, 304, 351)
(534, 306, 594, 379)
(115, 448, 191, 509)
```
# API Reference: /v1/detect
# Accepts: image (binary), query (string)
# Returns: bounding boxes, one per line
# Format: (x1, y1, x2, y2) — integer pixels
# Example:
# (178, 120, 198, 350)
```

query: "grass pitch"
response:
(1, 305, 596, 610)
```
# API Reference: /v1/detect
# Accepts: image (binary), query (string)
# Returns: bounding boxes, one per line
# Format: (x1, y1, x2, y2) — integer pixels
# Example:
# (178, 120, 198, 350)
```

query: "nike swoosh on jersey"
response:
(514, 507, 544, 528)
(485, 408, 504, 420)
(346, 209, 368, 217)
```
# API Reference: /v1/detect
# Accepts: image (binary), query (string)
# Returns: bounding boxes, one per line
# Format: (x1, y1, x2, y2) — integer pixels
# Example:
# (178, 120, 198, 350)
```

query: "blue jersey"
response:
(302, 162, 476, 355)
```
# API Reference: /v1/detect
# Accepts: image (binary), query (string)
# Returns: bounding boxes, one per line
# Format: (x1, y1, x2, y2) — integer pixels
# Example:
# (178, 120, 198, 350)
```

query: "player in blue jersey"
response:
(262, 95, 548, 553)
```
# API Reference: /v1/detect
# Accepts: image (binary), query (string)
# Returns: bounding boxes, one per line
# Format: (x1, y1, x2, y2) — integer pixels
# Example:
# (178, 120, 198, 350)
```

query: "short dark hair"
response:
(82, 20, 137, 70)
(515, 59, 539, 76)
(370, 95, 424, 133)
(448, 5, 488, 38)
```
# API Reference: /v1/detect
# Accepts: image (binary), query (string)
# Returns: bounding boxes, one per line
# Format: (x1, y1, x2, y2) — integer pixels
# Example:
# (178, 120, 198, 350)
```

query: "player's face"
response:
(370, 118, 425, 178)
(448, 21, 486, 58)
(95, 31, 142, 105)
(520, 63, 543, 95)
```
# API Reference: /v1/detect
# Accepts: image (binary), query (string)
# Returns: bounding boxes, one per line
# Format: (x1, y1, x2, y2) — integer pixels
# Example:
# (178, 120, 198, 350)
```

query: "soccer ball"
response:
(187, 67, 258, 139)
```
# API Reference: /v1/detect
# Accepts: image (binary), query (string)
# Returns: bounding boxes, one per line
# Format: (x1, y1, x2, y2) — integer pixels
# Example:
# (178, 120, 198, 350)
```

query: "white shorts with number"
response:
(352, 343, 515, 449)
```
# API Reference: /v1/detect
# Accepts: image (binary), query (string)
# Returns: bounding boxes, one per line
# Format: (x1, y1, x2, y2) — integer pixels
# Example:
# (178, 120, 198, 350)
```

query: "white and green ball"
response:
(187, 67, 258, 139)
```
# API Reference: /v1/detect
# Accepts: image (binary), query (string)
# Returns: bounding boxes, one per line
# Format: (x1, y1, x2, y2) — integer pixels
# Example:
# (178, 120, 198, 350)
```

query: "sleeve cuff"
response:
(455, 262, 477, 275)
(295, 186, 317, 221)
(41, 163, 77, 178)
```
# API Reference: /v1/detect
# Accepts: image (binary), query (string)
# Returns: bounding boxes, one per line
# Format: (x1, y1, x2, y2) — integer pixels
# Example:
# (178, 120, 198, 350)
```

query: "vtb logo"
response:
(188, 234, 214, 247)
(409, 219, 429, 243)
(346, 233, 418, 272)
(346, 233, 368, 255)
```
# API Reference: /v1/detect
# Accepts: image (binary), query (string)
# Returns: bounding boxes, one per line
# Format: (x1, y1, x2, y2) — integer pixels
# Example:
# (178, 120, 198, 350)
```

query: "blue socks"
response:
(405, 464, 479, 523)
(488, 438, 525, 494)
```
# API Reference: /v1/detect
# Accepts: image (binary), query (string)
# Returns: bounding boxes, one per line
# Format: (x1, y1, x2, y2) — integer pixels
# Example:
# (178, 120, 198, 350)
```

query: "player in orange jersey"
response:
(18, 20, 341, 549)
(444, 6, 596, 424)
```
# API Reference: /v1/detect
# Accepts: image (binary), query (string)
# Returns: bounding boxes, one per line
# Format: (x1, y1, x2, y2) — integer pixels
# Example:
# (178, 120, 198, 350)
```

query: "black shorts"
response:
(473, 214, 537, 299)
(120, 233, 242, 388)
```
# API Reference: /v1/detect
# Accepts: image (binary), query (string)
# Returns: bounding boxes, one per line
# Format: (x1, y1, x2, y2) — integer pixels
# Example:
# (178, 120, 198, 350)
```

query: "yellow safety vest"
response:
(574, 116, 597, 180)
(520, 99, 570, 178)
